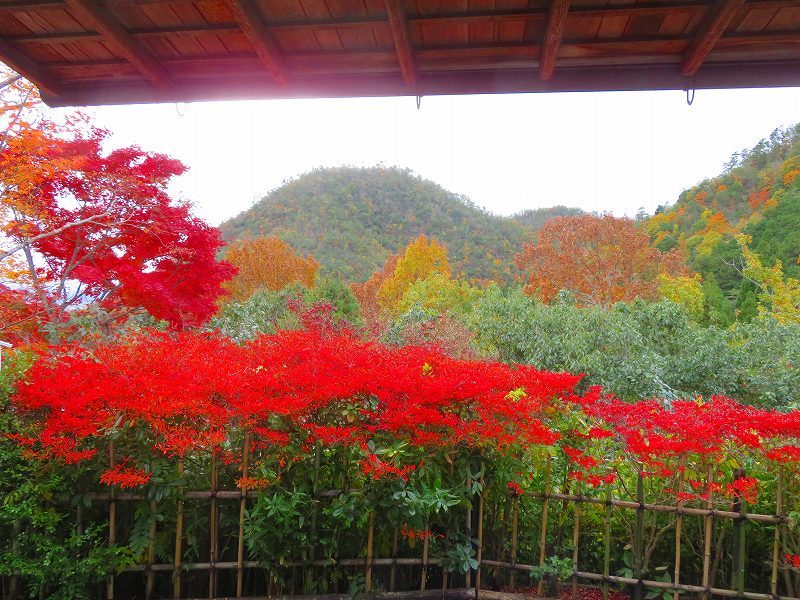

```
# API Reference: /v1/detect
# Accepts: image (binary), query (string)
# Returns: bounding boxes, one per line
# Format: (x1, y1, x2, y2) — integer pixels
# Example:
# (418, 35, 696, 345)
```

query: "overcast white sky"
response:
(89, 87, 800, 226)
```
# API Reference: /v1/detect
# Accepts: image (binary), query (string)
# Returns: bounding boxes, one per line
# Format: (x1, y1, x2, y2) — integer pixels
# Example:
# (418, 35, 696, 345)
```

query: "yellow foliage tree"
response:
(377, 235, 450, 311)
(396, 271, 480, 315)
(735, 234, 800, 324)
(223, 236, 319, 302)
(657, 273, 705, 320)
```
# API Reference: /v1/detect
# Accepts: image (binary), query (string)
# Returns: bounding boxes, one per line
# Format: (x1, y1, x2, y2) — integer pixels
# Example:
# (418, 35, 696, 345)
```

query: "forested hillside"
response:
(220, 166, 582, 282)
(647, 124, 800, 321)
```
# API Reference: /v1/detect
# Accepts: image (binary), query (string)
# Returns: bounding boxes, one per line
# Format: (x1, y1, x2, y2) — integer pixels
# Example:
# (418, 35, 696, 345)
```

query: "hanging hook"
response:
(416, 95, 422, 110)
(175, 101, 188, 117)
(686, 77, 696, 106)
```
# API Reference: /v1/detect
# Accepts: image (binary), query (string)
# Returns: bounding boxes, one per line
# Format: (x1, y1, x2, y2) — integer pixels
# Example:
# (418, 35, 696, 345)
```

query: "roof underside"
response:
(1, 0, 799, 107)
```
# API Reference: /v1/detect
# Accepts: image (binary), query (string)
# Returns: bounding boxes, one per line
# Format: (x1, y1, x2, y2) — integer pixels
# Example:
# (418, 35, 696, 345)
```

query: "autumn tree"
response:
(736, 234, 800, 324)
(515, 214, 688, 308)
(396, 271, 481, 316)
(1, 110, 234, 339)
(352, 252, 400, 319)
(378, 235, 450, 311)
(658, 273, 705, 320)
(223, 236, 319, 302)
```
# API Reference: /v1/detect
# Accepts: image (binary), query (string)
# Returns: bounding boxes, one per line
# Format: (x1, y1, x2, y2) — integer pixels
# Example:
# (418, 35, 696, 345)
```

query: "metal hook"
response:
(416, 95, 422, 110)
(175, 101, 188, 117)
(686, 77, 696, 106)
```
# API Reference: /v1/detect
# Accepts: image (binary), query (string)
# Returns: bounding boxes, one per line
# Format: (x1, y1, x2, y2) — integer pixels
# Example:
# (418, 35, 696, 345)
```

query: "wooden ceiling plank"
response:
(539, 0, 571, 80)
(0, 35, 62, 95)
(681, 0, 747, 74)
(62, 0, 172, 86)
(223, 0, 289, 84)
(383, 0, 416, 85)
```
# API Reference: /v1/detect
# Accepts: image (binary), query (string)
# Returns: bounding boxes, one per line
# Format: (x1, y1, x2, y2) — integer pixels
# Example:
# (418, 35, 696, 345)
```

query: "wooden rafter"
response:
(682, 0, 748, 75)
(0, 36, 61, 96)
(539, 0, 571, 80)
(224, 0, 288, 85)
(63, 0, 172, 87)
(384, 0, 417, 86)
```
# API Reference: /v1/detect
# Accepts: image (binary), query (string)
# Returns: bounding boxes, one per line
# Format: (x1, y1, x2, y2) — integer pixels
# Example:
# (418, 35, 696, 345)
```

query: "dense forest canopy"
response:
(647, 123, 800, 322)
(220, 166, 584, 283)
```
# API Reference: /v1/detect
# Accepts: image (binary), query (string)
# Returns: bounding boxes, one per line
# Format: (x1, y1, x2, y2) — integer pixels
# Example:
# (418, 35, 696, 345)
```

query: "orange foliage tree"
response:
(223, 236, 319, 302)
(351, 252, 400, 319)
(515, 214, 688, 308)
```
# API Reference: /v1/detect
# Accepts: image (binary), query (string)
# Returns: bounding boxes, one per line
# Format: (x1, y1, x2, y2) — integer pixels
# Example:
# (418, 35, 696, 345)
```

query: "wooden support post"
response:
(421, 519, 430, 591)
(476, 491, 484, 593)
(146, 499, 157, 600)
(306, 443, 322, 594)
(537, 457, 552, 597)
(366, 512, 375, 593)
(603, 483, 612, 600)
(771, 468, 783, 597)
(390, 527, 399, 591)
(634, 470, 645, 600)
(209, 450, 219, 600)
(572, 502, 580, 600)
(731, 470, 746, 597)
(701, 465, 714, 600)
(465, 481, 474, 590)
(237, 434, 250, 598)
(173, 461, 184, 600)
(9, 519, 21, 599)
(510, 495, 519, 588)
(674, 466, 685, 600)
(107, 442, 116, 600)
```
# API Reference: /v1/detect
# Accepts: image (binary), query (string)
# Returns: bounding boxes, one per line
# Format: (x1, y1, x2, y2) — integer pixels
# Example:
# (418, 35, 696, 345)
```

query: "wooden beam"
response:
(63, 0, 172, 87)
(223, 0, 288, 85)
(40, 59, 800, 107)
(682, 0, 747, 75)
(384, 0, 417, 85)
(0, 36, 61, 97)
(539, 0, 571, 80)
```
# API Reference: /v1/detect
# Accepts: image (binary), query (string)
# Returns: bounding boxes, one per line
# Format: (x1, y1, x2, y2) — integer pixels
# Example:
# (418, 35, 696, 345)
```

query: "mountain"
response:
(647, 123, 800, 319)
(220, 166, 583, 283)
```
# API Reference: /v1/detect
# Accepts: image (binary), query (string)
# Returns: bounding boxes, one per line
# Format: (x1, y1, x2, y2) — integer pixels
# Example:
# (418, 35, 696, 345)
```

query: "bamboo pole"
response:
(465, 499, 472, 589)
(603, 483, 612, 600)
(146, 499, 157, 600)
(107, 442, 117, 600)
(520, 491, 781, 523)
(173, 461, 184, 600)
(237, 433, 250, 598)
(209, 449, 218, 600)
(730, 470, 747, 598)
(390, 527, 399, 591)
(702, 464, 715, 600)
(476, 490, 484, 593)
(572, 501, 580, 600)
(366, 512, 375, 593)
(306, 443, 322, 595)
(537, 457, 552, 597)
(674, 466, 685, 600)
(771, 468, 783, 597)
(634, 471, 645, 600)
(509, 495, 519, 588)
(420, 519, 429, 591)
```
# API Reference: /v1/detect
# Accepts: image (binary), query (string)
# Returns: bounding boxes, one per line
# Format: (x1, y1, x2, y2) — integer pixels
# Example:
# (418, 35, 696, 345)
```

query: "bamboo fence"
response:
(10, 446, 798, 600)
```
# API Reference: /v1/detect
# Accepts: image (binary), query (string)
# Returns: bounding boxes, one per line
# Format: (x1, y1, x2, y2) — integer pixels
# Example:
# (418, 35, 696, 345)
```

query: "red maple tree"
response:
(1, 116, 234, 339)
